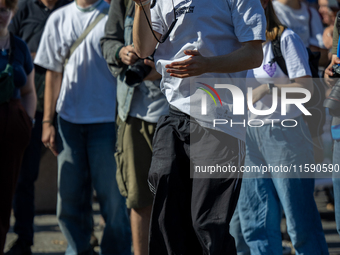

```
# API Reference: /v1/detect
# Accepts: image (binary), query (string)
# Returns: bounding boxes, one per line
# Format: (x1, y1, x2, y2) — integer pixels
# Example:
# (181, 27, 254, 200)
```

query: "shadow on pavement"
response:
(34, 225, 61, 233)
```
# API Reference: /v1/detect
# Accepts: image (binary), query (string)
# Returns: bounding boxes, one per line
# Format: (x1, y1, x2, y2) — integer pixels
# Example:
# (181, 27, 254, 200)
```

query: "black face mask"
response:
(0, 33, 16, 105)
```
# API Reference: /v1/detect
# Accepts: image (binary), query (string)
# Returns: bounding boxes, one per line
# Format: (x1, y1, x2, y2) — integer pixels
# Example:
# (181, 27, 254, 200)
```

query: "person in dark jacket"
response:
(0, 0, 36, 254)
(5, 1, 70, 254)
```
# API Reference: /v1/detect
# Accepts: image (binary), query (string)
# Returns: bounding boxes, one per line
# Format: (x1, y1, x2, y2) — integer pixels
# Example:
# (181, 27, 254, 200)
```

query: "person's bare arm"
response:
(20, 69, 37, 119)
(41, 70, 62, 156)
(322, 26, 334, 50)
(132, 1, 160, 58)
(165, 40, 263, 78)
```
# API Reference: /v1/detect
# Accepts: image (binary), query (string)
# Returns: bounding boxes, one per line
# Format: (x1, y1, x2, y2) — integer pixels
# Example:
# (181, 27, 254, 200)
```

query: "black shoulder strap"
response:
(271, 26, 288, 76)
(8, 32, 15, 65)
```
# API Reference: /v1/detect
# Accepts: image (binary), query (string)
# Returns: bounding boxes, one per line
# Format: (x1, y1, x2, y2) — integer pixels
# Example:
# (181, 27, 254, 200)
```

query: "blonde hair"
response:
(264, 0, 285, 41)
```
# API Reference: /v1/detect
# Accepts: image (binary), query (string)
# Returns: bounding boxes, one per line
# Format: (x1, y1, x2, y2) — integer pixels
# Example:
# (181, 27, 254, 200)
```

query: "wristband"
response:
(135, 0, 151, 7)
(267, 83, 275, 94)
(115, 45, 124, 62)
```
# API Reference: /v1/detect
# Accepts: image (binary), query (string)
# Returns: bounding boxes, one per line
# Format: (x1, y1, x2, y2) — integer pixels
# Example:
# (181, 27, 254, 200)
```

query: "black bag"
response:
(0, 33, 15, 105)
(271, 26, 326, 138)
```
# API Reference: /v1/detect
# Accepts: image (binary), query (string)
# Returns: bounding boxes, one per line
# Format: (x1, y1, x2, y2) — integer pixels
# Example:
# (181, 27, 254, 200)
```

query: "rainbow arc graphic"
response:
(197, 82, 222, 106)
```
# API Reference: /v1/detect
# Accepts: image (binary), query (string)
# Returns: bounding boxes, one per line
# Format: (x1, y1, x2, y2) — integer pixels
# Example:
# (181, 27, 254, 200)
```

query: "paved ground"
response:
(4, 203, 103, 255)
(4, 189, 340, 255)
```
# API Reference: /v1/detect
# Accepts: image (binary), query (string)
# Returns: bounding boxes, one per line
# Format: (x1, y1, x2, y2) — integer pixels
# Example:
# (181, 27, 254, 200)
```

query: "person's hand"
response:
(119, 45, 139, 66)
(248, 84, 270, 107)
(324, 55, 340, 88)
(42, 123, 58, 156)
(143, 59, 161, 81)
(165, 50, 209, 78)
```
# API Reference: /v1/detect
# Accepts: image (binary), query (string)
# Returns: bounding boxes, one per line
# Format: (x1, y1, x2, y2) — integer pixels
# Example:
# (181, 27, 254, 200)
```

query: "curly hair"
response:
(1, 0, 19, 11)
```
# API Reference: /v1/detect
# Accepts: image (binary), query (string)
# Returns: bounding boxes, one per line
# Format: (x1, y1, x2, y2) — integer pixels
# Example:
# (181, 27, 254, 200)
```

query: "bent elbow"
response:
(135, 49, 152, 59)
(135, 48, 153, 58)
(252, 50, 263, 68)
(134, 47, 142, 58)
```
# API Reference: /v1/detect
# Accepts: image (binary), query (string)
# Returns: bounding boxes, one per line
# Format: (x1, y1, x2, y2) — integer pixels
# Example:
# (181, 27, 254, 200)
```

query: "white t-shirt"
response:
(151, 0, 266, 141)
(247, 29, 311, 124)
(273, 1, 325, 48)
(34, 0, 117, 124)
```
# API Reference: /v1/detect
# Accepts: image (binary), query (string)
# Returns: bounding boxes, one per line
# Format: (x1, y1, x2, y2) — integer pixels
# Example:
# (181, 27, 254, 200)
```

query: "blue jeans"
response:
(57, 116, 131, 255)
(13, 111, 43, 245)
(238, 117, 329, 255)
(230, 205, 250, 255)
(333, 139, 340, 236)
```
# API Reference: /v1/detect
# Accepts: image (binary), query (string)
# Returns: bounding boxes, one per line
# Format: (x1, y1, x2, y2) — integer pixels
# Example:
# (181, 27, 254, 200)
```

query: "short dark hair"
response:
(2, 0, 19, 11)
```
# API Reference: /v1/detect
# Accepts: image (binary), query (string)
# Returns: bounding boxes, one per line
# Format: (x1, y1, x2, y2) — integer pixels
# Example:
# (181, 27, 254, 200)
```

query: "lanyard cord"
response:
(138, 0, 177, 43)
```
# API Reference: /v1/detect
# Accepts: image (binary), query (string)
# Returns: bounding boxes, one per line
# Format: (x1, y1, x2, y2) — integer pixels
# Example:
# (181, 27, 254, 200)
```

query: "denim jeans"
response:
(333, 140, 340, 236)
(237, 117, 329, 255)
(230, 205, 250, 255)
(57, 116, 131, 255)
(12, 111, 43, 245)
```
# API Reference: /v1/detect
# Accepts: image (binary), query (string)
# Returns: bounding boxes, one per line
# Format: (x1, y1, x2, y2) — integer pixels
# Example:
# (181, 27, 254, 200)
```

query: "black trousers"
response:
(148, 107, 245, 255)
(0, 99, 31, 255)
(13, 111, 43, 245)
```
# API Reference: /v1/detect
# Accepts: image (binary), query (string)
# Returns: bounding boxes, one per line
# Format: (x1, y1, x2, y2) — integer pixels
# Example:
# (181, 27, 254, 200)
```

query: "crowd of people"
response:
(1, 0, 340, 254)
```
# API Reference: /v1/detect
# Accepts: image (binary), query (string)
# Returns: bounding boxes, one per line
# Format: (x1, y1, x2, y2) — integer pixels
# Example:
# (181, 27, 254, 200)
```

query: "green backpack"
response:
(0, 33, 15, 105)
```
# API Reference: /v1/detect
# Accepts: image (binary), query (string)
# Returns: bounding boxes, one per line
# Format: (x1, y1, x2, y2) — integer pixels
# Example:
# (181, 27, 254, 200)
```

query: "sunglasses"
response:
(139, 0, 177, 43)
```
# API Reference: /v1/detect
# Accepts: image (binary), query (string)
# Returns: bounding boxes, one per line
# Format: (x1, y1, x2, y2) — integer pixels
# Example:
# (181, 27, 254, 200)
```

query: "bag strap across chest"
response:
(64, 8, 109, 66)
